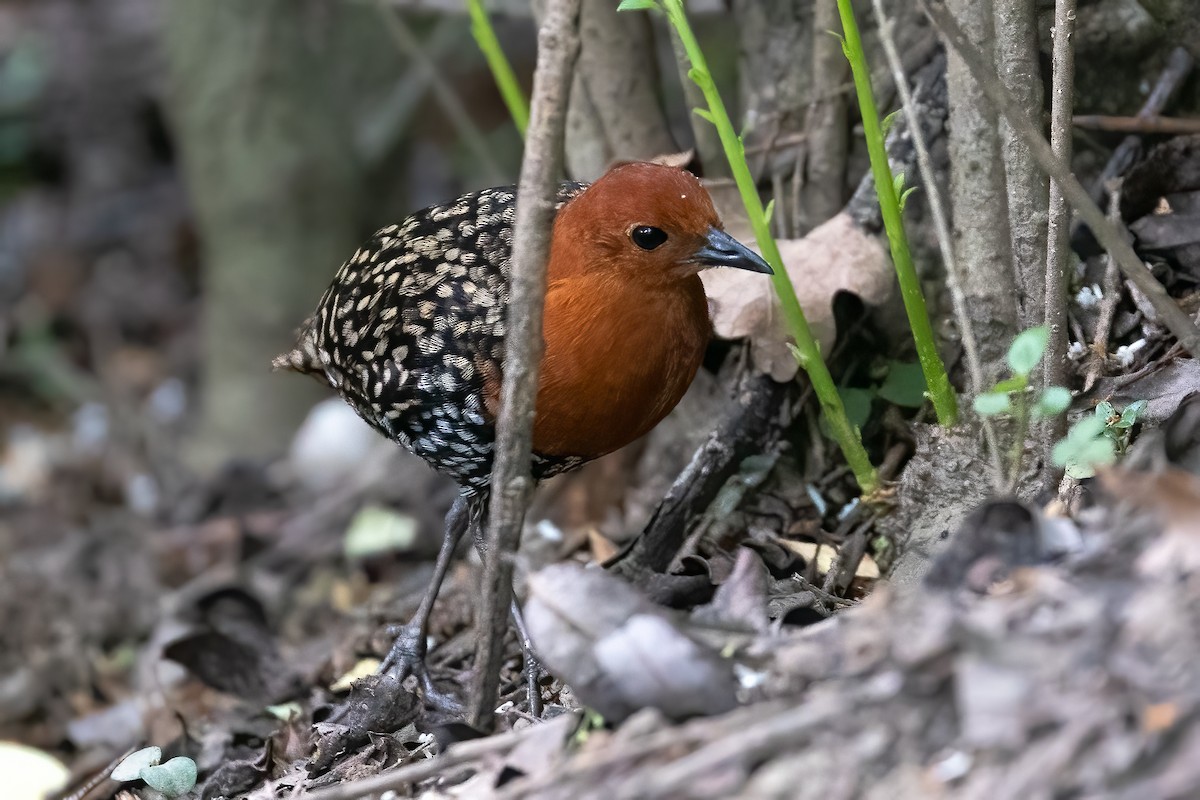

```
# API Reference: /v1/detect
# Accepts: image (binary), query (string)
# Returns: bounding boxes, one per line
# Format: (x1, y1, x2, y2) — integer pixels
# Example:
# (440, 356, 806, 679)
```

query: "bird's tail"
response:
(272, 319, 323, 375)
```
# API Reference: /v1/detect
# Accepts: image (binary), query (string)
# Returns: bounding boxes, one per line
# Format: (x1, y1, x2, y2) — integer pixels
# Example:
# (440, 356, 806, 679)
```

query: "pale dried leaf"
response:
(779, 539, 881, 579)
(700, 210, 896, 381)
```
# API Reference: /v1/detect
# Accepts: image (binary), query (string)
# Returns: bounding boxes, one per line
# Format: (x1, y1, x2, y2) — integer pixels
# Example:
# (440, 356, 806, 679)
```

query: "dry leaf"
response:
(700, 208, 897, 380)
(778, 539, 881, 580)
(524, 564, 737, 723)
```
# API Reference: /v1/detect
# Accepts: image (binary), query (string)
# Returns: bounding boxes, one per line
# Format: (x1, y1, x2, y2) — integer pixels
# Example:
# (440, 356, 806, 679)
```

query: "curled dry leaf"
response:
(524, 563, 738, 723)
(700, 208, 897, 381)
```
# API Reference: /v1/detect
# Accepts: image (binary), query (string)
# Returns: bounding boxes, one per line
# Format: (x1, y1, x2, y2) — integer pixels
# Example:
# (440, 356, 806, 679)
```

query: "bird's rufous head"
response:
(550, 162, 773, 285)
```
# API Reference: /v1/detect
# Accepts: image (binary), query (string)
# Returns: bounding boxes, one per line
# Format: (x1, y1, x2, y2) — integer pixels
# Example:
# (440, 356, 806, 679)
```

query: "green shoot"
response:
(1053, 399, 1147, 478)
(1053, 416, 1115, 479)
(974, 327, 1072, 486)
(622, 0, 878, 495)
(835, 0, 958, 426)
(467, 0, 529, 136)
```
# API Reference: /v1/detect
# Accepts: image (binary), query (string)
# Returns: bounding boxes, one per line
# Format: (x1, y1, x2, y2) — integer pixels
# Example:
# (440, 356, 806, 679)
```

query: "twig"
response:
(356, 17, 463, 166)
(469, 0, 581, 730)
(1041, 0, 1076, 486)
(1073, 115, 1200, 135)
(1083, 183, 1124, 393)
(921, 0, 1200, 358)
(872, 0, 1003, 490)
(373, 3, 506, 185)
(635, 697, 845, 797)
(1082, 48, 1193, 211)
(301, 724, 535, 800)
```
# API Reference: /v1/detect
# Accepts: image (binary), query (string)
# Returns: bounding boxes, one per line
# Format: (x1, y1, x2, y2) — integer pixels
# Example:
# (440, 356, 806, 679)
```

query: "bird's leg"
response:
(510, 599, 543, 718)
(470, 511, 544, 717)
(379, 492, 472, 713)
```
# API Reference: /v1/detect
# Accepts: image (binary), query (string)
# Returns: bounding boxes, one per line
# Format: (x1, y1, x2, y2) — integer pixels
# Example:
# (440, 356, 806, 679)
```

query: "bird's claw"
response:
(378, 623, 464, 715)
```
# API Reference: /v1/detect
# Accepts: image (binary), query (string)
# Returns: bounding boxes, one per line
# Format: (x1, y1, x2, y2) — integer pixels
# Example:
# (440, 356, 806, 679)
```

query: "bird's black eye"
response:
(631, 225, 668, 251)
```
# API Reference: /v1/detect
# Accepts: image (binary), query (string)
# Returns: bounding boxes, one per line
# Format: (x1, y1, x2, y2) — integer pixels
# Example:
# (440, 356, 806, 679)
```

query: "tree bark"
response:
(942, 0, 1019, 373)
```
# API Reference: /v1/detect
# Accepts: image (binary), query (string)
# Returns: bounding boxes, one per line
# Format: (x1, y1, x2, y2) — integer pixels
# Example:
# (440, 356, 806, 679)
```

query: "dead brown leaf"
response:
(700, 209, 897, 380)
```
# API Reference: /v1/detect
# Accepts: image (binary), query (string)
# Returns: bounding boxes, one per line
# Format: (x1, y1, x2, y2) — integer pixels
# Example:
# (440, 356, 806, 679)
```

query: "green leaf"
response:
(877, 361, 927, 408)
(892, 171, 905, 200)
(881, 109, 901, 138)
(992, 375, 1028, 394)
(1053, 415, 1117, 479)
(617, 0, 659, 11)
(840, 387, 873, 430)
(973, 392, 1012, 416)
(1007, 326, 1049, 376)
(899, 185, 918, 211)
(763, 198, 776, 225)
(1034, 386, 1072, 418)
(1095, 400, 1116, 421)
(692, 107, 714, 125)
(139, 757, 198, 799)
(111, 747, 161, 782)
(687, 66, 710, 89)
(819, 387, 873, 440)
(1118, 399, 1148, 428)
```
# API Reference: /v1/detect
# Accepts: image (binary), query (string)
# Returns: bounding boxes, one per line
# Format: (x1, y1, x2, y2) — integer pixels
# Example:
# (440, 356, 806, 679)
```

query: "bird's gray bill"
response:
(693, 227, 774, 274)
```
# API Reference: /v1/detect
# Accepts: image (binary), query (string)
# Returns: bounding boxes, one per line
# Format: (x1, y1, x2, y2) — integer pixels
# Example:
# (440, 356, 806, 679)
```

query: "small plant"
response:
(819, 360, 928, 438)
(1052, 399, 1147, 478)
(467, 0, 529, 136)
(111, 747, 198, 799)
(834, 0, 958, 427)
(1095, 399, 1148, 455)
(973, 326, 1072, 484)
(973, 327, 1070, 418)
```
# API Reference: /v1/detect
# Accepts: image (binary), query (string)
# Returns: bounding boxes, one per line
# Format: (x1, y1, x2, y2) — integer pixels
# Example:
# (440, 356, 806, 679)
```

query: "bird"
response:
(274, 161, 772, 707)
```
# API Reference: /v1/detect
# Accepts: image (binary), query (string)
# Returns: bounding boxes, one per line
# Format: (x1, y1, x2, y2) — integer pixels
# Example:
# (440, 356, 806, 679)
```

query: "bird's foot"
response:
(379, 623, 464, 715)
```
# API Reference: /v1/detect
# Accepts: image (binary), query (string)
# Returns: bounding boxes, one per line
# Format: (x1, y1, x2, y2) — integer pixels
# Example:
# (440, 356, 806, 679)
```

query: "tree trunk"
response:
(164, 0, 365, 467)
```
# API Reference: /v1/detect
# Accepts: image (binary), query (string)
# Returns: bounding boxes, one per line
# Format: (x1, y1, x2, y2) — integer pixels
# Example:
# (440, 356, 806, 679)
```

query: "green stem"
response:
(468, 0, 529, 136)
(1007, 392, 1030, 490)
(835, 0, 958, 426)
(658, 0, 877, 495)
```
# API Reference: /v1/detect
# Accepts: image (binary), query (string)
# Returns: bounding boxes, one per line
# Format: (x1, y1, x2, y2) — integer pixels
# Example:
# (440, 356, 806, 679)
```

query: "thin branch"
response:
(302, 724, 536, 800)
(921, 0, 1200, 358)
(667, 25, 727, 177)
(872, 0, 1004, 490)
(374, 3, 506, 185)
(1081, 47, 1193, 213)
(1083, 183, 1125, 393)
(1041, 0, 1076, 484)
(1073, 115, 1200, 135)
(468, 0, 581, 730)
(355, 17, 463, 166)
